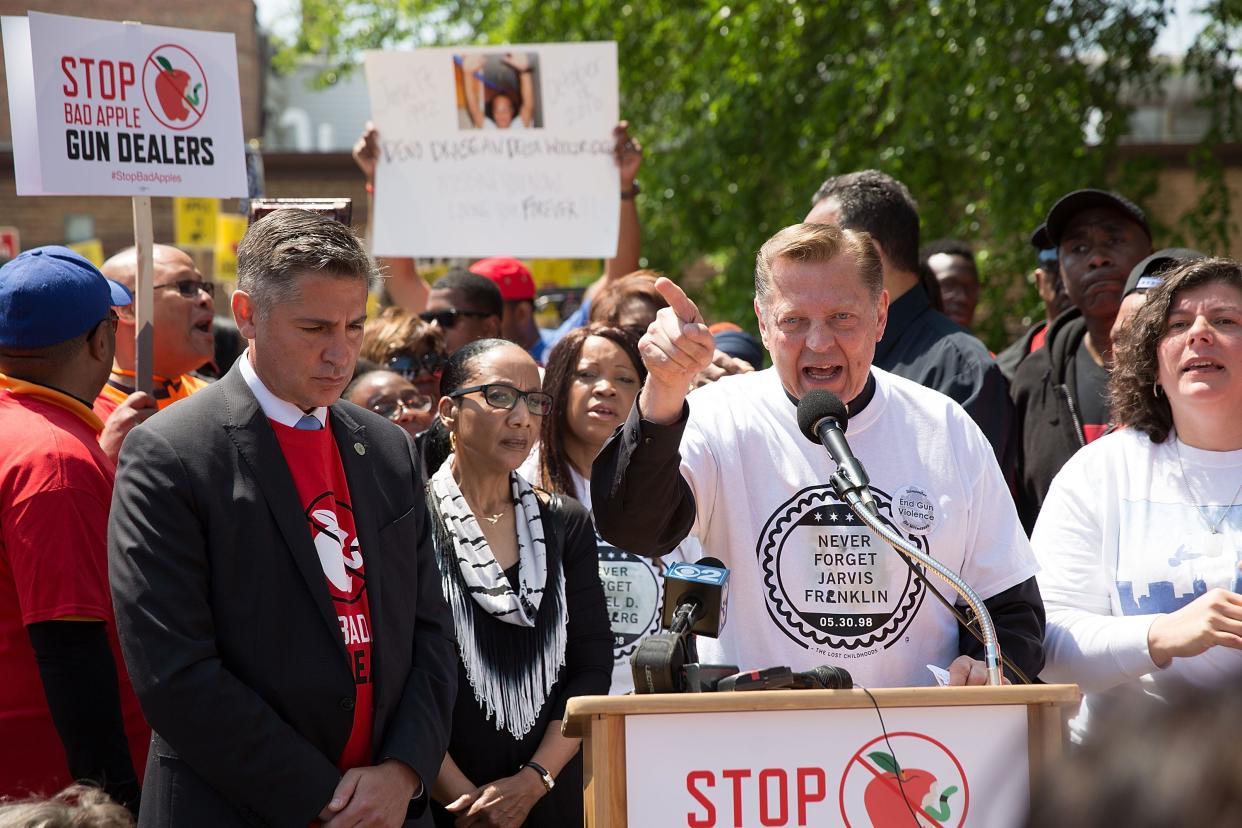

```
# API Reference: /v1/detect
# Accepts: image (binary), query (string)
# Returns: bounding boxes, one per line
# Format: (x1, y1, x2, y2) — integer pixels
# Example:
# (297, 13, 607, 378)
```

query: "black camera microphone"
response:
(796, 390, 878, 516)
(716, 664, 854, 692)
(631, 557, 731, 694)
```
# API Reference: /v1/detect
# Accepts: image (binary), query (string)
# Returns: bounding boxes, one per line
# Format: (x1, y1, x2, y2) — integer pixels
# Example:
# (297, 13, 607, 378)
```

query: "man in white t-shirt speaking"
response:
(592, 222, 1045, 687)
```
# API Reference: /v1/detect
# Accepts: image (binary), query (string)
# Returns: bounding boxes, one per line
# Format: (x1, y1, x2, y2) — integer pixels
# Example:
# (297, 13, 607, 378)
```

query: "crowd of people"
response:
(1, 114, 1240, 828)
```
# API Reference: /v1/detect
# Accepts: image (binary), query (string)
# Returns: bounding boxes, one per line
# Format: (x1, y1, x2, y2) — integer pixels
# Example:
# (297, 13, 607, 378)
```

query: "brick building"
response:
(0, 0, 272, 256)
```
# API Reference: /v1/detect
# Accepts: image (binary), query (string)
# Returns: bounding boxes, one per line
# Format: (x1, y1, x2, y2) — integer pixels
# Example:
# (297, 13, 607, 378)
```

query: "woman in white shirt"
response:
(1033, 257, 1242, 739)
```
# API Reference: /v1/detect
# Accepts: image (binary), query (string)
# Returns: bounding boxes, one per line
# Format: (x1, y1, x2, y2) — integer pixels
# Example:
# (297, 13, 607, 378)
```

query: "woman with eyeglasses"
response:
(360, 306, 447, 402)
(342, 368, 434, 438)
(427, 338, 611, 827)
(518, 324, 695, 694)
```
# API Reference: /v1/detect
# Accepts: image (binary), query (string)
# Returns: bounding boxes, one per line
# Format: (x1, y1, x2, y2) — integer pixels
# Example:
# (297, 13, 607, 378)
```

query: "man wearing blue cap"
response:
(0, 246, 149, 809)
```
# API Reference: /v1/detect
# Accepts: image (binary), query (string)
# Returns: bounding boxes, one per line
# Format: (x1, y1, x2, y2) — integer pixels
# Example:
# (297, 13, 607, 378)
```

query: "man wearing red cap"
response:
(467, 256, 560, 361)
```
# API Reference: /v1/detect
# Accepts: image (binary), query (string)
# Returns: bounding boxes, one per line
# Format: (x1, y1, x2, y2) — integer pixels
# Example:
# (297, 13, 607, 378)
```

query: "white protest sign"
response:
(3, 11, 246, 197)
(625, 705, 1030, 828)
(365, 42, 620, 258)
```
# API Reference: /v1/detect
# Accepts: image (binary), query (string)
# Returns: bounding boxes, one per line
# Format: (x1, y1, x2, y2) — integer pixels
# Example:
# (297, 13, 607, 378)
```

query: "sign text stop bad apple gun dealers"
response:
(59, 55, 216, 168)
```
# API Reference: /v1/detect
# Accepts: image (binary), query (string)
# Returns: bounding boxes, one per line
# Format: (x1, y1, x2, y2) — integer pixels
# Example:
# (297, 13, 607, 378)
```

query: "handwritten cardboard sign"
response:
(2, 11, 246, 197)
(364, 42, 620, 258)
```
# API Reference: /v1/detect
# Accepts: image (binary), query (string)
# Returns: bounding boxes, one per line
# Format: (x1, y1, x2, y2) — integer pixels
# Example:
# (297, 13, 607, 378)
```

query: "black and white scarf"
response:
(428, 457, 567, 739)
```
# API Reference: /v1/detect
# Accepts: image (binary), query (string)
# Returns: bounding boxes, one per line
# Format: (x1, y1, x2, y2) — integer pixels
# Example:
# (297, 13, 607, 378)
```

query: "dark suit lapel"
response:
(219, 366, 348, 658)
(329, 404, 384, 643)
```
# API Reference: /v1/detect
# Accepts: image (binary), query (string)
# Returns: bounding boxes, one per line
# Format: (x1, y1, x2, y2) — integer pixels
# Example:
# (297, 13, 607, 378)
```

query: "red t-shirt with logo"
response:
(0, 379, 150, 798)
(271, 417, 374, 771)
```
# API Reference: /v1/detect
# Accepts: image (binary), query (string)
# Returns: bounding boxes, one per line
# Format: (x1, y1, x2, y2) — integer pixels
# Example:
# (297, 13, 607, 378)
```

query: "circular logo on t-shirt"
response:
(895, 484, 937, 535)
(598, 544, 662, 664)
(756, 485, 928, 651)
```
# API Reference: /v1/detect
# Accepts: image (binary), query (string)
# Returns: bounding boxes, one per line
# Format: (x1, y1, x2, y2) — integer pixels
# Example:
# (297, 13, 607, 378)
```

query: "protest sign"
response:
(364, 42, 619, 258)
(174, 197, 220, 248)
(214, 213, 249, 283)
(2, 11, 247, 197)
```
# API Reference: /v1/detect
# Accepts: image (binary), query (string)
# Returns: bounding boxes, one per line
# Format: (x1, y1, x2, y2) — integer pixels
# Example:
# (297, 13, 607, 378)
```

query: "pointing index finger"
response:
(654, 277, 702, 325)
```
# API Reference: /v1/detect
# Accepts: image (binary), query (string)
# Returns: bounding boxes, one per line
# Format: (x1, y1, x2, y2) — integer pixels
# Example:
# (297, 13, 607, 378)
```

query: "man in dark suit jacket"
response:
(109, 209, 457, 827)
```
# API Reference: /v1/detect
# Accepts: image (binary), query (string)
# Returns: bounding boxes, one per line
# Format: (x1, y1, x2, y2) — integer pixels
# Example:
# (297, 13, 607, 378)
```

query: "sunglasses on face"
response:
(368, 392, 433, 421)
(448, 383, 553, 417)
(385, 352, 445, 379)
(417, 308, 493, 330)
(155, 279, 215, 299)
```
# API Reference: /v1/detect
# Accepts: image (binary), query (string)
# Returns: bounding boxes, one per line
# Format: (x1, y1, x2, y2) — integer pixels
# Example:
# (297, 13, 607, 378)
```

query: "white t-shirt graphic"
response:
(672, 367, 1037, 688)
(1033, 428, 1242, 739)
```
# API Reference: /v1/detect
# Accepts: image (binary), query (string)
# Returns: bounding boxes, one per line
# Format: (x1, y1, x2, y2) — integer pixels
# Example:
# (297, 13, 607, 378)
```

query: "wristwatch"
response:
(522, 760, 555, 792)
(621, 180, 641, 200)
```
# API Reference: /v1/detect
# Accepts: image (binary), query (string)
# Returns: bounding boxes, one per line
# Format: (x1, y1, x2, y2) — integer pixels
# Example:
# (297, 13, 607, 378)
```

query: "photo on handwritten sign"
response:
(453, 52, 544, 130)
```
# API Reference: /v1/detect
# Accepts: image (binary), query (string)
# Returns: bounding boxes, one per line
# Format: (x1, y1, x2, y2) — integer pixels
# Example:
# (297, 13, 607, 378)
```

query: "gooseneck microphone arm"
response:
(831, 471, 1004, 687)
(797, 389, 1003, 687)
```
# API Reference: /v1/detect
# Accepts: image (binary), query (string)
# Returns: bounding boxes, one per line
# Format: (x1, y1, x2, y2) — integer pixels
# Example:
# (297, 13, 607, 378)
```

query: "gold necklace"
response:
(483, 512, 505, 525)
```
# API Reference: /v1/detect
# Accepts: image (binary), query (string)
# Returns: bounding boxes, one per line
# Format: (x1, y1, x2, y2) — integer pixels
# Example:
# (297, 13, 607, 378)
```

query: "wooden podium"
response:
(563, 684, 1080, 827)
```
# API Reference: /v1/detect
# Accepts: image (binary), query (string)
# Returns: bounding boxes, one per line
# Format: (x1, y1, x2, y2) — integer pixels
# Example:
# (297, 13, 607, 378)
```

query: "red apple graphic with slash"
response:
(863, 751, 958, 826)
(153, 55, 202, 122)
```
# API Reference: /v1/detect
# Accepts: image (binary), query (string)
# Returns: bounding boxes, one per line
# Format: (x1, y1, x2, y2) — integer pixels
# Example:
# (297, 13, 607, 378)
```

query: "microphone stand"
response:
(830, 468, 1004, 687)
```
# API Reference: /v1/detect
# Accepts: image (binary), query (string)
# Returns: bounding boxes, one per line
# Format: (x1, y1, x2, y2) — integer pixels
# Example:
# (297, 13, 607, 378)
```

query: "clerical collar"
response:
(783, 371, 877, 417)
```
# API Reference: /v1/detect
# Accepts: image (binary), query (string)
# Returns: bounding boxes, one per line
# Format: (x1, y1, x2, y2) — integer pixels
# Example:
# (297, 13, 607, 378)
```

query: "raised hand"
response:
(501, 52, 530, 72)
(638, 278, 715, 424)
(613, 121, 643, 186)
(352, 121, 380, 183)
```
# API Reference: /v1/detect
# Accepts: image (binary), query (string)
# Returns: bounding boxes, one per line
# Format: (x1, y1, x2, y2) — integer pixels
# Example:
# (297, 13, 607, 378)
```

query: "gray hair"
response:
(236, 208, 377, 317)
(754, 222, 884, 309)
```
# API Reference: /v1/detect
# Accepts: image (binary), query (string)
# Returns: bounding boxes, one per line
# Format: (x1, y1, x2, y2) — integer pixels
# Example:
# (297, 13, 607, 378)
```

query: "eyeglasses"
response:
(448, 383, 553, 416)
(418, 308, 493, 330)
(385, 351, 444, 379)
(368, 392, 433, 421)
(154, 279, 215, 299)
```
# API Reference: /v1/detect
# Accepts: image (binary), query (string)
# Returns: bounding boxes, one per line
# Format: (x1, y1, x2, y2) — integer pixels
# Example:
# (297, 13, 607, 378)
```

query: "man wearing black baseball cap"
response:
(1009, 190, 1153, 532)
(996, 223, 1073, 381)
(1110, 247, 1204, 345)
(0, 246, 149, 809)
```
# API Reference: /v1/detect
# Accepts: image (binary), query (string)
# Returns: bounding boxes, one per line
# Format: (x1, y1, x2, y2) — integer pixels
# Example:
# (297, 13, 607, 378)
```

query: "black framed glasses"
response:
(418, 308, 493, 330)
(449, 383, 553, 416)
(154, 279, 215, 299)
(385, 351, 444, 379)
(368, 392, 433, 421)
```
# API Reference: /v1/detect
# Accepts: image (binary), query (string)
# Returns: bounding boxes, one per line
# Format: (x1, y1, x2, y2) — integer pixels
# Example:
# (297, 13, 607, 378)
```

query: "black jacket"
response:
(1009, 308, 1090, 535)
(996, 321, 1048, 383)
(109, 365, 458, 827)
(875, 285, 1013, 464)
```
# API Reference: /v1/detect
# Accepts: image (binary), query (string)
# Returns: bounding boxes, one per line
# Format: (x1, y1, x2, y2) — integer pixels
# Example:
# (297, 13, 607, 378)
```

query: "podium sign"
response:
(564, 685, 1079, 828)
(626, 705, 1027, 827)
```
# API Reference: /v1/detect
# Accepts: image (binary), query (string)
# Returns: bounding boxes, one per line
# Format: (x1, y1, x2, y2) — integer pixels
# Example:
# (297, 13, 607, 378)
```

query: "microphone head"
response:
(807, 664, 853, 690)
(797, 390, 848, 443)
(661, 558, 730, 638)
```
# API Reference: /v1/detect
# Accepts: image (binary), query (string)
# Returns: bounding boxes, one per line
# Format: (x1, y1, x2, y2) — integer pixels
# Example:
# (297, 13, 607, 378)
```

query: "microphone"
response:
(631, 557, 731, 694)
(661, 557, 729, 639)
(796, 390, 878, 515)
(716, 665, 853, 692)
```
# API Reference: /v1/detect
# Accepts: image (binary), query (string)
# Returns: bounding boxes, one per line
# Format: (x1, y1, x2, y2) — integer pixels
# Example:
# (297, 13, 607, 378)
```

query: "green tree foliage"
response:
(279, 0, 1239, 348)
